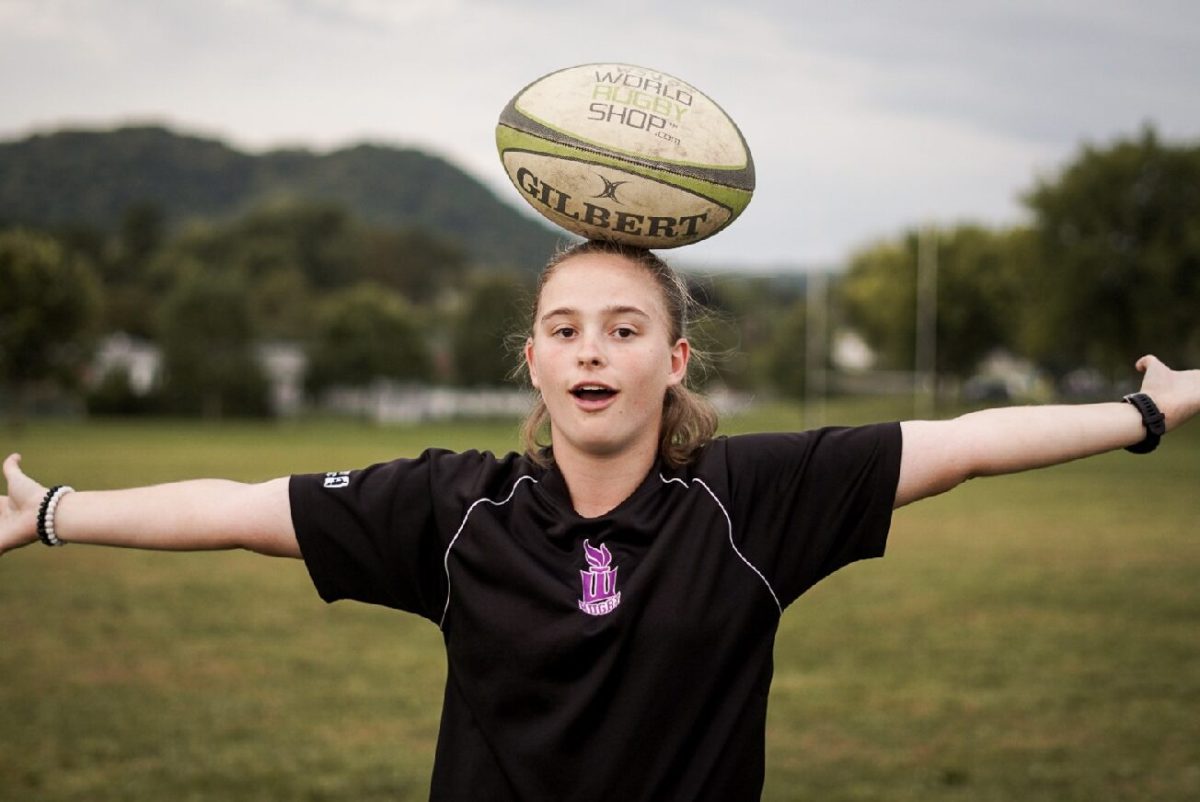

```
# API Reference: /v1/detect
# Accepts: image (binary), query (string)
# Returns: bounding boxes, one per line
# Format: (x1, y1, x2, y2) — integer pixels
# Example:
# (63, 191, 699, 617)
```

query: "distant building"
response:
(831, 330, 875, 373)
(90, 333, 307, 417)
(256, 341, 306, 417)
(88, 334, 539, 421)
(320, 382, 534, 424)
(91, 333, 161, 395)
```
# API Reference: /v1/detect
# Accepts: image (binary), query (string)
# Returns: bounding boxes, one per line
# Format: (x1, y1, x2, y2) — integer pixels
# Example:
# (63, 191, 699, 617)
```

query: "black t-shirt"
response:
(290, 424, 903, 801)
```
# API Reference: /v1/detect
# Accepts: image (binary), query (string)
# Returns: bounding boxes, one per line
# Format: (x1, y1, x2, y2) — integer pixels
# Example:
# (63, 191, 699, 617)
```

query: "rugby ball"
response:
(496, 63, 754, 249)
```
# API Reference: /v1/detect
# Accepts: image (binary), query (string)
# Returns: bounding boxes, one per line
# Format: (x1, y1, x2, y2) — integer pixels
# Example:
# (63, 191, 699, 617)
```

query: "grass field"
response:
(1, 405, 1198, 801)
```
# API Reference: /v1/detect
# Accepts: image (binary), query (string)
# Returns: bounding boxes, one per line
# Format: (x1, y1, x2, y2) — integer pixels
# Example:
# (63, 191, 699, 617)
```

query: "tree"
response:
(450, 272, 529, 387)
(147, 201, 360, 340)
(154, 201, 471, 338)
(839, 237, 916, 372)
(933, 226, 1029, 378)
(161, 200, 360, 290)
(115, 202, 166, 279)
(306, 283, 432, 392)
(691, 274, 807, 391)
(840, 225, 1027, 380)
(157, 268, 269, 418)
(1023, 127, 1200, 377)
(763, 301, 807, 399)
(0, 228, 101, 421)
(361, 226, 470, 304)
(99, 202, 168, 337)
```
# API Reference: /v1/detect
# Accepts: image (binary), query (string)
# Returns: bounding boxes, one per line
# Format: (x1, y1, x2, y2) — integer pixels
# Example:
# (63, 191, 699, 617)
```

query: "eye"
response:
(552, 325, 577, 339)
(613, 326, 637, 339)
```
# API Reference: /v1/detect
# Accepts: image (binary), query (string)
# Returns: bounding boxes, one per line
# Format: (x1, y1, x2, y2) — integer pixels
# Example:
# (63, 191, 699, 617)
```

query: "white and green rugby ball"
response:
(497, 63, 755, 249)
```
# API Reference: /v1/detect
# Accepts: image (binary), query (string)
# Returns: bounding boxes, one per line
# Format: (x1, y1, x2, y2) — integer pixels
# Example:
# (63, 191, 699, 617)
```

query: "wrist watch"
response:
(1122, 393, 1166, 454)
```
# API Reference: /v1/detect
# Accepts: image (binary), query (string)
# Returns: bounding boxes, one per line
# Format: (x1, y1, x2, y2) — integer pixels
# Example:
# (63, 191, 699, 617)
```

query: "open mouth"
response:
(570, 384, 618, 401)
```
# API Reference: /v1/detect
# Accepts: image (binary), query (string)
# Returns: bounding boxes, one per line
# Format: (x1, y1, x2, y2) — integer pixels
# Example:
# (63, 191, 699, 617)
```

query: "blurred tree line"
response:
(841, 127, 1200, 388)
(1, 198, 536, 418)
(2, 126, 1197, 420)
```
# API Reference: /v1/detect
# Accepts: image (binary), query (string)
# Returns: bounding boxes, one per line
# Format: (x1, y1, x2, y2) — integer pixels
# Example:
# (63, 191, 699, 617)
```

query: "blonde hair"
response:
(517, 240, 717, 468)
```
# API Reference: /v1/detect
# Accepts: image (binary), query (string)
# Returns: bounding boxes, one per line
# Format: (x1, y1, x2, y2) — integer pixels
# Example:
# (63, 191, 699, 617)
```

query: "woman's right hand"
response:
(0, 453, 46, 556)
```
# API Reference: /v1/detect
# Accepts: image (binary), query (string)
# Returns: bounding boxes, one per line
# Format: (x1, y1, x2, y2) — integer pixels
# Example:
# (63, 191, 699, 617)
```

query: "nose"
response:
(576, 330, 606, 367)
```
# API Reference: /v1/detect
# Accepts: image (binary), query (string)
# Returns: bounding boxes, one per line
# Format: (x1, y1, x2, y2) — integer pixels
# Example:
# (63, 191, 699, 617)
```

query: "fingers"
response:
(1, 453, 44, 510)
(1135, 355, 1164, 374)
(0, 454, 39, 556)
(2, 453, 25, 494)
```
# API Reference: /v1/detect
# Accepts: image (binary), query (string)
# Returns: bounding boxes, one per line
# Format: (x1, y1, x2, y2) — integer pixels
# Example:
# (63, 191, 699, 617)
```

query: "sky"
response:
(2, 0, 1198, 270)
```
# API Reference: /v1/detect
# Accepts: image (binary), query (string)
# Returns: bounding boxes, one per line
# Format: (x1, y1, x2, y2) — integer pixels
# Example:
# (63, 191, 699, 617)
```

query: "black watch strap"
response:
(1122, 393, 1166, 454)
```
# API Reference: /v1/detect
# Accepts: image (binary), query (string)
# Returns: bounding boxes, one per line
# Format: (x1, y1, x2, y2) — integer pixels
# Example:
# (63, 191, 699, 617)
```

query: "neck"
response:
(552, 440, 658, 518)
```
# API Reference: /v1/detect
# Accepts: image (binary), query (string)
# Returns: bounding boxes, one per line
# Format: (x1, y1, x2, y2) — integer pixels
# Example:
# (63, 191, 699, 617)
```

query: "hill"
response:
(0, 125, 563, 269)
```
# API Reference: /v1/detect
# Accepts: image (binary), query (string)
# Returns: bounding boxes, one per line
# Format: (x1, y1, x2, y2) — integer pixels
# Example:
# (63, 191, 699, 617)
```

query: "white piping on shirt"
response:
(659, 474, 784, 615)
(440, 475, 539, 630)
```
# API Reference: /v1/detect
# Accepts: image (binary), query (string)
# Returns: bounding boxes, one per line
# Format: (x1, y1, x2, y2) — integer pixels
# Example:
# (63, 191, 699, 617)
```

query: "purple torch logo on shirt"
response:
(578, 540, 622, 616)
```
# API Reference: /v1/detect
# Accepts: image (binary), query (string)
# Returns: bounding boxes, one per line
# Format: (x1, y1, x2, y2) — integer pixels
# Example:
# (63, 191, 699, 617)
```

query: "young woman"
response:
(2, 239, 1199, 800)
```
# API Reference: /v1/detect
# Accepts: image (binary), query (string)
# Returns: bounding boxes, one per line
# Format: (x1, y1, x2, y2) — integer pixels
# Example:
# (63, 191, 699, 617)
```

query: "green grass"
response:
(1, 409, 1198, 801)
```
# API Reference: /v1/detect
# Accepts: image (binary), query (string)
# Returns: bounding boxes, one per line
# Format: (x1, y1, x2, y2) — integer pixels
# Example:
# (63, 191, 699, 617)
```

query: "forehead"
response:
(537, 253, 667, 318)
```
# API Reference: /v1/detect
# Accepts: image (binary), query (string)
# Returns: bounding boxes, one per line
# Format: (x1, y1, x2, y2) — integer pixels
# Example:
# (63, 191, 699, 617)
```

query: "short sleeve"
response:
(723, 423, 902, 608)
(289, 449, 496, 623)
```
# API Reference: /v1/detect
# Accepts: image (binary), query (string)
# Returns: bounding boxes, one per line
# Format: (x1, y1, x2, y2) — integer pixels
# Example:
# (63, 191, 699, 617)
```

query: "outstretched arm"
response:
(895, 355, 1200, 508)
(0, 455, 300, 558)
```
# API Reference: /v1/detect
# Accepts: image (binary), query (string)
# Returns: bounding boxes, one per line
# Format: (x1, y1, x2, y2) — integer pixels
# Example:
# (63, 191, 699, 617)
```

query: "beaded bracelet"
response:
(36, 485, 74, 547)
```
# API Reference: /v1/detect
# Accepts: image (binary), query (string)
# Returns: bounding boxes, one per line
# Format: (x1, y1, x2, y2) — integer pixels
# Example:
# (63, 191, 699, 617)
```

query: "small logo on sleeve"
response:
(578, 540, 621, 616)
(323, 471, 350, 489)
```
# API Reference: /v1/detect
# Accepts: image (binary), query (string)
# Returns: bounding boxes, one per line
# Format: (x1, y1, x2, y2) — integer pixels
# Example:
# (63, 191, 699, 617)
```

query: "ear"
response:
(524, 337, 540, 389)
(667, 338, 690, 388)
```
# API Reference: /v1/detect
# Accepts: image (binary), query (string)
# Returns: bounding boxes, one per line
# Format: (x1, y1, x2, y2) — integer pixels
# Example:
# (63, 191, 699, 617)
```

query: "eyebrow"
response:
(539, 305, 652, 324)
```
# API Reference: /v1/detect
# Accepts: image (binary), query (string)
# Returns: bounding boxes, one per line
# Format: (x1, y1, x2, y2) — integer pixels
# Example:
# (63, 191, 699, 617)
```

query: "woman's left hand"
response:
(1135, 355, 1200, 432)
